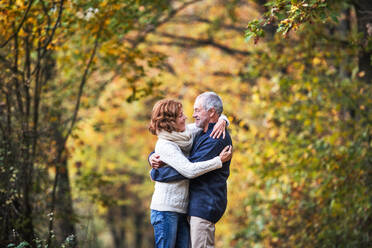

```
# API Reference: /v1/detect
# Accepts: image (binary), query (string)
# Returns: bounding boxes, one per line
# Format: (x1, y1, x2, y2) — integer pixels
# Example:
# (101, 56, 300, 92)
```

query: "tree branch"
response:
(154, 31, 251, 56)
(32, 0, 64, 76)
(63, 24, 102, 144)
(0, 54, 24, 76)
(174, 15, 246, 32)
(0, 0, 34, 48)
(213, 71, 235, 77)
(40, 0, 52, 28)
(13, 23, 24, 116)
(132, 0, 203, 47)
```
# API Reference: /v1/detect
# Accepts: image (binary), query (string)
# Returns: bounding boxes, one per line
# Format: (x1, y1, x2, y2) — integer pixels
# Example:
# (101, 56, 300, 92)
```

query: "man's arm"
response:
(148, 152, 165, 169)
(190, 138, 227, 162)
(148, 151, 154, 164)
(150, 166, 187, 182)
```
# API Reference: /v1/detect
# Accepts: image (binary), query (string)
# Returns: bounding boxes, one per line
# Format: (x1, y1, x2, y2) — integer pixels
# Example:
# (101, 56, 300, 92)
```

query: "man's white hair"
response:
(196, 92, 223, 116)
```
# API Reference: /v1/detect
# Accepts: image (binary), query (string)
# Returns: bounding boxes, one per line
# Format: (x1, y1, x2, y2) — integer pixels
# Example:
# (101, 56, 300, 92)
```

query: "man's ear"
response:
(208, 108, 216, 118)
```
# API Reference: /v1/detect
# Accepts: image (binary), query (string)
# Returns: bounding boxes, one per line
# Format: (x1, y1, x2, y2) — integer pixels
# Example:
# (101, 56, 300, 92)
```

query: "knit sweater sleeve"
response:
(186, 123, 201, 140)
(185, 115, 229, 140)
(155, 140, 222, 179)
(220, 114, 230, 126)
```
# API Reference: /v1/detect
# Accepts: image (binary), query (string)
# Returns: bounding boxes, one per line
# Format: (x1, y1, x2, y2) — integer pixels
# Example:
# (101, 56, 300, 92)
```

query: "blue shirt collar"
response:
(204, 122, 217, 133)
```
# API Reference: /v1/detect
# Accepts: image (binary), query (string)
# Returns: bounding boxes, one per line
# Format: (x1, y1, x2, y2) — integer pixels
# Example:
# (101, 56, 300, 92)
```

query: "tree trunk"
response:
(55, 152, 77, 246)
(107, 205, 127, 248)
(353, 2, 372, 245)
(338, 8, 352, 79)
(134, 212, 145, 248)
(354, 0, 372, 84)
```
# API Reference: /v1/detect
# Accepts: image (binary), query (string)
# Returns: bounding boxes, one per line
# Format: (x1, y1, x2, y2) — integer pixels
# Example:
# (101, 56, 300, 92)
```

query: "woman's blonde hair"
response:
(149, 99, 182, 135)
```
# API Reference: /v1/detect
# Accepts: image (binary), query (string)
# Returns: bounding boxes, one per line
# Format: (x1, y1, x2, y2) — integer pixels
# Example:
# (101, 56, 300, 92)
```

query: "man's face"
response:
(193, 98, 210, 129)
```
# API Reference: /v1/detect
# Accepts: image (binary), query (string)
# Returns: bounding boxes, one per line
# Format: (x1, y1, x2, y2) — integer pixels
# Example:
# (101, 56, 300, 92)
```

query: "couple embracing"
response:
(148, 92, 233, 248)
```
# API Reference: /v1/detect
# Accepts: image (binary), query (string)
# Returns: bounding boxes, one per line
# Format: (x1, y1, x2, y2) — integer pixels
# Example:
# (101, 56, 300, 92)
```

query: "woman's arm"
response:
(220, 114, 230, 126)
(186, 123, 201, 139)
(210, 114, 229, 139)
(155, 141, 222, 179)
(186, 114, 229, 140)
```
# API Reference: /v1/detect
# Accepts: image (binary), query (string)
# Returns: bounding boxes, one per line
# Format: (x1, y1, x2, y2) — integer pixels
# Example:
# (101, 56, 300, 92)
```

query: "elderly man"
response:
(149, 92, 233, 248)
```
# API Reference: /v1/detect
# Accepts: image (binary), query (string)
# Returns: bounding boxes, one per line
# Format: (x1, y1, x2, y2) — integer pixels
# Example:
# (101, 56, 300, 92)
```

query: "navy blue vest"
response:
(187, 123, 232, 223)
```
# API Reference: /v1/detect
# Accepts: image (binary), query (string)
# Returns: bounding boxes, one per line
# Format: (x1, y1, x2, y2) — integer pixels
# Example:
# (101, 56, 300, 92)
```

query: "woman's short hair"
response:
(149, 99, 182, 135)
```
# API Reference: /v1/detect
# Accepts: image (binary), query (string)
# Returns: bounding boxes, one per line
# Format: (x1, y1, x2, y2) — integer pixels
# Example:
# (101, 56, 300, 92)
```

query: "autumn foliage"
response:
(1, 0, 371, 247)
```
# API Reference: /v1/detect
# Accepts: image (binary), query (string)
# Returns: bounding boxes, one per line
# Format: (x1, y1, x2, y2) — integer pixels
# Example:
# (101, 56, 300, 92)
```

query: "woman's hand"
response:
(219, 145, 233, 163)
(149, 153, 165, 169)
(210, 118, 227, 139)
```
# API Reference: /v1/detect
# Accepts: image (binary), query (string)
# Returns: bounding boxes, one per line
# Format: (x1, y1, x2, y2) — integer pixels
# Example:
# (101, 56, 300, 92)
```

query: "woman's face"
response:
(175, 109, 187, 132)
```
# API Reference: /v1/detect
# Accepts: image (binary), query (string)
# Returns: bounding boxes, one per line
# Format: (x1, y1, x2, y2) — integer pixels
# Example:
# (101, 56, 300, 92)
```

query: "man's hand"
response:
(149, 153, 165, 169)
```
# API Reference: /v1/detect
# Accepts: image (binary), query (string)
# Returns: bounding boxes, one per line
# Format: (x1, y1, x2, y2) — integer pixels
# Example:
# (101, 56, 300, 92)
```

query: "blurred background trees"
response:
(1, 0, 371, 247)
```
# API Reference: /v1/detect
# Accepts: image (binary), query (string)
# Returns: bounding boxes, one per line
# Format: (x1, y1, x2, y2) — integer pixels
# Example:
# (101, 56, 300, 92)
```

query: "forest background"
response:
(0, 0, 371, 247)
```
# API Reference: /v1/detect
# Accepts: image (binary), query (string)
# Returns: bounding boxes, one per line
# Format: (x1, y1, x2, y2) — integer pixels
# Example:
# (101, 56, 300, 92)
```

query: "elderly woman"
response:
(148, 99, 232, 248)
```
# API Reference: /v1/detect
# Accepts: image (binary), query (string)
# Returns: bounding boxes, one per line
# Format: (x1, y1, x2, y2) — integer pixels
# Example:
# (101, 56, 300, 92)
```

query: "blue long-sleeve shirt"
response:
(150, 123, 232, 223)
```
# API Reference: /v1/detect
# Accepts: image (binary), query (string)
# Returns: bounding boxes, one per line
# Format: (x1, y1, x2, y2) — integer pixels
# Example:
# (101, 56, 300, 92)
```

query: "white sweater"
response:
(150, 124, 223, 213)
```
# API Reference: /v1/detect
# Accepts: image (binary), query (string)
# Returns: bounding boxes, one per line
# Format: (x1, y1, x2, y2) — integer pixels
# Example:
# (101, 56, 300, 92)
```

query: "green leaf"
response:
(16, 242, 29, 248)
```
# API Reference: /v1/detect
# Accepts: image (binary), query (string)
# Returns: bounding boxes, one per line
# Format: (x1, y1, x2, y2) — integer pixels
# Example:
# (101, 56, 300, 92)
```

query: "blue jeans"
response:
(150, 210, 190, 248)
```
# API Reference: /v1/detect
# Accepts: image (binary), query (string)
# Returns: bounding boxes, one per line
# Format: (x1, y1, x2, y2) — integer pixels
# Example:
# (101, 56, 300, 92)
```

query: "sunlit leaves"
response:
(245, 0, 344, 41)
(231, 4, 371, 247)
(3, 0, 365, 246)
